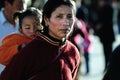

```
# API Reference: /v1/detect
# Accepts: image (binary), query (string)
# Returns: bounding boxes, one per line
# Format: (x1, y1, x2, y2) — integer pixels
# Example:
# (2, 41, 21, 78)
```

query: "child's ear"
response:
(19, 28, 22, 33)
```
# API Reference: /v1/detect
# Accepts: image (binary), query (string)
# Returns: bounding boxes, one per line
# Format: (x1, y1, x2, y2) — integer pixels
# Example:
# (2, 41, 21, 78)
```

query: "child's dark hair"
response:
(13, 7, 42, 31)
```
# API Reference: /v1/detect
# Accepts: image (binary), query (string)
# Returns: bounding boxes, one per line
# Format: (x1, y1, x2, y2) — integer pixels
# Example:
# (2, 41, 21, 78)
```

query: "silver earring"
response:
(45, 23, 48, 26)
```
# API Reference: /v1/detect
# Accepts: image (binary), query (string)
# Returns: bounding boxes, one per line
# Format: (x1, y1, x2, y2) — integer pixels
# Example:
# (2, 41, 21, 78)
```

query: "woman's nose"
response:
(63, 19, 70, 26)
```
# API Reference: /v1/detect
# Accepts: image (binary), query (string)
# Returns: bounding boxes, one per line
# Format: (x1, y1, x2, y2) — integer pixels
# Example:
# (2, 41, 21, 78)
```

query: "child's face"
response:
(21, 16, 40, 39)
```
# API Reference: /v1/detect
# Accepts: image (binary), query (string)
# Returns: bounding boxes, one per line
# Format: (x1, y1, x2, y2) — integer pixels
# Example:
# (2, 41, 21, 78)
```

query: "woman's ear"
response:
(44, 16, 49, 26)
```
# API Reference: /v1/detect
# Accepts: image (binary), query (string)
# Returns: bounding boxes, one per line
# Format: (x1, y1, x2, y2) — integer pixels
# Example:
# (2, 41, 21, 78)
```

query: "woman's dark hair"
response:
(13, 7, 42, 30)
(42, 0, 75, 34)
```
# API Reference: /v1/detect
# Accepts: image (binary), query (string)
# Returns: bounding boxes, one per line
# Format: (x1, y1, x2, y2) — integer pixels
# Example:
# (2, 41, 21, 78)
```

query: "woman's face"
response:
(21, 16, 39, 39)
(45, 5, 75, 40)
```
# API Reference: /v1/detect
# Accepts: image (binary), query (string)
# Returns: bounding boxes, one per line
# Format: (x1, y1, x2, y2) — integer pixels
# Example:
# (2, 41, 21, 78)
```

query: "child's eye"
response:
(25, 28, 30, 29)
(24, 26, 30, 29)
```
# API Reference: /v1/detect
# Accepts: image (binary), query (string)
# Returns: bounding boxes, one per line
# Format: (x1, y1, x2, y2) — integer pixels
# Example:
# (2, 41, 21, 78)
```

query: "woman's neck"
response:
(45, 33, 66, 46)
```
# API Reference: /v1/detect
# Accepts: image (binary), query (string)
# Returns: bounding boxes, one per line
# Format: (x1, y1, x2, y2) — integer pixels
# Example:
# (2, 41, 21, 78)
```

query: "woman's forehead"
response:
(52, 5, 73, 14)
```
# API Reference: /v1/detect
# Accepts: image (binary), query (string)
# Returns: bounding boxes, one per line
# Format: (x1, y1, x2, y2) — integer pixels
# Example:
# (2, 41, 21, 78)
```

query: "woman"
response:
(0, 7, 42, 65)
(0, 0, 80, 80)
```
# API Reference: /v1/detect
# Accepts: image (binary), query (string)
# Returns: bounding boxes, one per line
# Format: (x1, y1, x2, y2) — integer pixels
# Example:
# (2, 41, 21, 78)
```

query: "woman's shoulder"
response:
(65, 40, 80, 55)
(65, 40, 80, 64)
(66, 40, 78, 48)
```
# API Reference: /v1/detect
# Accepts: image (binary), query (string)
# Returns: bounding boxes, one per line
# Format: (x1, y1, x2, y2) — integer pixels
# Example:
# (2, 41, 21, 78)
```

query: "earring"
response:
(45, 23, 48, 26)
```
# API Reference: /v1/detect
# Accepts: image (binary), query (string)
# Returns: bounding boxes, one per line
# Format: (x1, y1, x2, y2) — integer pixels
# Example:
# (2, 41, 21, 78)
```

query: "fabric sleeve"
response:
(0, 44, 18, 65)
(70, 42, 81, 80)
(0, 39, 48, 80)
(72, 62, 80, 80)
(0, 34, 31, 65)
(0, 51, 26, 80)
(0, 35, 19, 65)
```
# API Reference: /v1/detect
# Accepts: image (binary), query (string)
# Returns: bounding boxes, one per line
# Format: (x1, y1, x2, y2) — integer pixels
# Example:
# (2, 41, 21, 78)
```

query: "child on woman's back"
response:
(0, 7, 42, 65)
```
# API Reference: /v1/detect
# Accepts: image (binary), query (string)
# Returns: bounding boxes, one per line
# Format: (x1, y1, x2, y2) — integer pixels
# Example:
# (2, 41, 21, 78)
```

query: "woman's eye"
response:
(67, 15, 72, 19)
(56, 15, 72, 19)
(56, 15, 63, 18)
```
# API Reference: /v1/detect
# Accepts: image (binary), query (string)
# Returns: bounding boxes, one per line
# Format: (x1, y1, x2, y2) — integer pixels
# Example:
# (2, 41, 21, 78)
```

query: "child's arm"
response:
(0, 37, 19, 65)
(0, 34, 31, 65)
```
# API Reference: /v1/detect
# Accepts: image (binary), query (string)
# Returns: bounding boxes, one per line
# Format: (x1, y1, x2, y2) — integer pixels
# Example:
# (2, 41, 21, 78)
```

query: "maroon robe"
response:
(0, 33, 80, 80)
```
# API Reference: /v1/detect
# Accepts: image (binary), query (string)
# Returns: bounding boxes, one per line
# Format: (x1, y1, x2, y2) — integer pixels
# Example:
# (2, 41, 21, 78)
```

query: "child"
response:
(0, 7, 42, 65)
